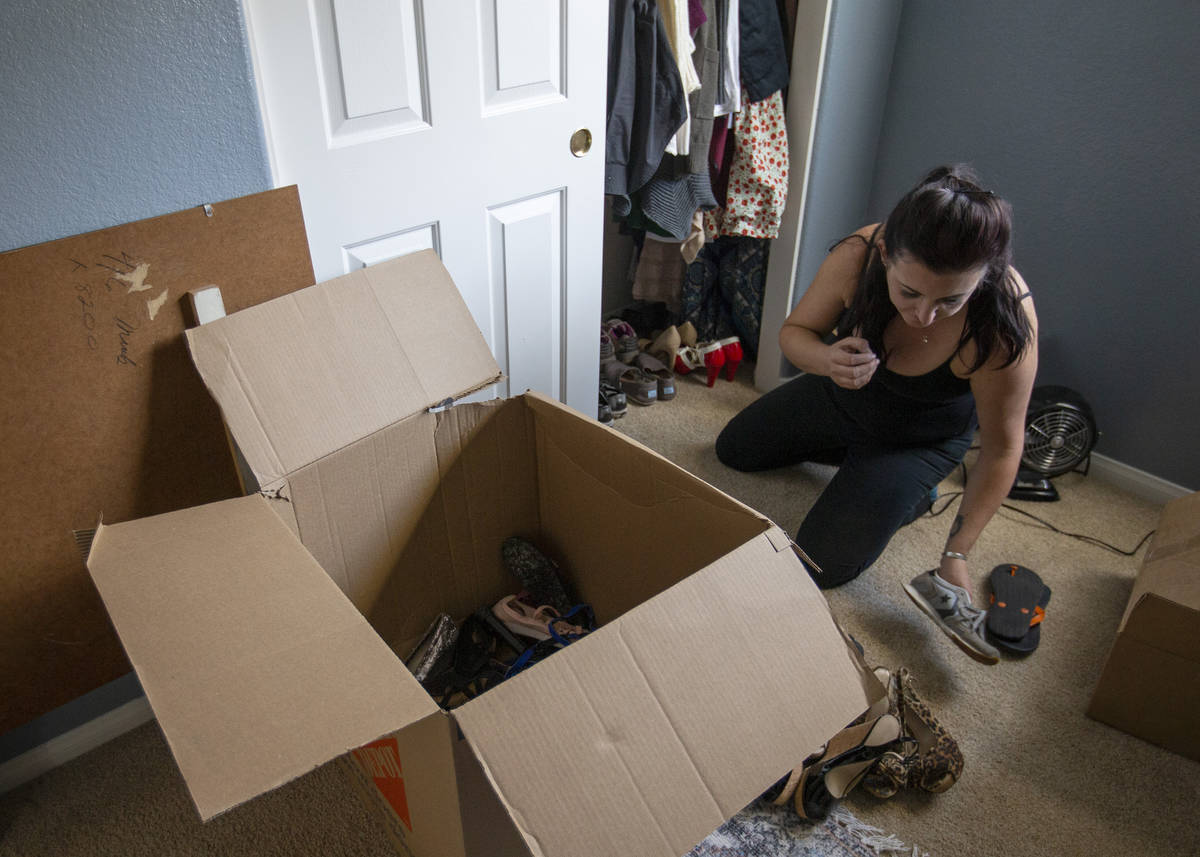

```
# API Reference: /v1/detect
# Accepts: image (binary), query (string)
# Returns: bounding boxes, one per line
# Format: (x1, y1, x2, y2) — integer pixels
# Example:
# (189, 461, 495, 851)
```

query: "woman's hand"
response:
(827, 337, 879, 389)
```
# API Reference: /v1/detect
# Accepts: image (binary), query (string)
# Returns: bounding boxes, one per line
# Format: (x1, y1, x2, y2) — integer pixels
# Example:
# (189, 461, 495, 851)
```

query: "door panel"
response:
(488, 190, 563, 400)
(244, 0, 604, 414)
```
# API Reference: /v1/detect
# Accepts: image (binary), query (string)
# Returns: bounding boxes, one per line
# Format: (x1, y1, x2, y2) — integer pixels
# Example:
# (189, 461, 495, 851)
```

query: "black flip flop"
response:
(986, 563, 1047, 640)
(988, 584, 1051, 654)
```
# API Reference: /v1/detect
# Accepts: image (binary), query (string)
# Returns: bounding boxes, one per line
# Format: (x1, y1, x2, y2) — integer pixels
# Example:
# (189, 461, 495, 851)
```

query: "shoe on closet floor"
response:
(600, 381, 627, 418)
(632, 351, 675, 400)
(597, 393, 613, 426)
(903, 570, 1000, 665)
(673, 345, 703, 375)
(600, 328, 615, 362)
(647, 325, 681, 369)
(602, 358, 657, 405)
(717, 336, 742, 380)
(603, 318, 639, 363)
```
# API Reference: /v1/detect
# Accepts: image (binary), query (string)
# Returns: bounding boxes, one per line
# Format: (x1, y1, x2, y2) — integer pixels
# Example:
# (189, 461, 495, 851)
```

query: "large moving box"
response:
(1088, 490, 1200, 761)
(86, 250, 872, 857)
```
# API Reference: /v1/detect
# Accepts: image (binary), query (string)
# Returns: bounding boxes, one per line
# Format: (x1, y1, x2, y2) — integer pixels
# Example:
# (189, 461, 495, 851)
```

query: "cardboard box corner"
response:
(1087, 490, 1200, 762)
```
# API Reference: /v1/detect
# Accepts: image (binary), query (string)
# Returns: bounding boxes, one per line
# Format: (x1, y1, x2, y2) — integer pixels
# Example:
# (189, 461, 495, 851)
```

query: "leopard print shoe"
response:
(860, 668, 916, 799)
(897, 667, 963, 793)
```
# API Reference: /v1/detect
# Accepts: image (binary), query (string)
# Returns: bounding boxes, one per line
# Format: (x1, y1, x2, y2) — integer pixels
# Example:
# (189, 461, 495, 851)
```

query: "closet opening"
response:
(598, 0, 832, 422)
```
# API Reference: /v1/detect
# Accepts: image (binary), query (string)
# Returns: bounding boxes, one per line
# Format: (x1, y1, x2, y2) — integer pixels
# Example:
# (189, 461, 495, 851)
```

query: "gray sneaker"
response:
(903, 570, 1000, 665)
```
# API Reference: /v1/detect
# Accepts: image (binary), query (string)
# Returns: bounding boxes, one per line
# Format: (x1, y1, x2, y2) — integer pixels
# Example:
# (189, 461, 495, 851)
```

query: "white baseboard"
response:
(1089, 452, 1193, 505)
(0, 695, 153, 796)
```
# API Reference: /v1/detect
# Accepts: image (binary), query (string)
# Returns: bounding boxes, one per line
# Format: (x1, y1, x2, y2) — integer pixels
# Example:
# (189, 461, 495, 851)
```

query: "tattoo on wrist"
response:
(948, 514, 963, 539)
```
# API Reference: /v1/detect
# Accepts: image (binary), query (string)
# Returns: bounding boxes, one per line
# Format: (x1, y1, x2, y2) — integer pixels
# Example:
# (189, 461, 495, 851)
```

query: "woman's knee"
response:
(715, 418, 780, 472)
(800, 552, 869, 589)
(714, 424, 750, 470)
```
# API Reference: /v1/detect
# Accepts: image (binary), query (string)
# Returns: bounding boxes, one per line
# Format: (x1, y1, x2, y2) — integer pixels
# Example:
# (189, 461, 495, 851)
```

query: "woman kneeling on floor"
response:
(715, 164, 1038, 664)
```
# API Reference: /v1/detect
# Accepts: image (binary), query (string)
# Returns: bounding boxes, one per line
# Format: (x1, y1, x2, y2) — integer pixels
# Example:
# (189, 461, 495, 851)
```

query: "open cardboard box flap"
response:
(184, 250, 502, 490)
(89, 249, 875, 849)
(454, 529, 869, 857)
(86, 494, 438, 821)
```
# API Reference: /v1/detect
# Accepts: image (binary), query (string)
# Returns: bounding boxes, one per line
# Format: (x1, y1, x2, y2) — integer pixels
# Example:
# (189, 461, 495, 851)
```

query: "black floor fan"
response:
(1009, 385, 1099, 501)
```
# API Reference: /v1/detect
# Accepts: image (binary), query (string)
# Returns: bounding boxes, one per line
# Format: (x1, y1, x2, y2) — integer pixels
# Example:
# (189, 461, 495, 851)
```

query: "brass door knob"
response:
(569, 128, 592, 157)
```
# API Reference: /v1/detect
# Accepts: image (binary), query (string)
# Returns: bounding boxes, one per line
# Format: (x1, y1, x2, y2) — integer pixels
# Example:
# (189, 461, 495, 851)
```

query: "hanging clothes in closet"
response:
(604, 0, 793, 361)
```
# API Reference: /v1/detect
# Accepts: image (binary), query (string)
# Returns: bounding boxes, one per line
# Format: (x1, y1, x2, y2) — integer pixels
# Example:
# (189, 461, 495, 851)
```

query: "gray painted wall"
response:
(793, 0, 1198, 489)
(0, 0, 271, 252)
(866, 0, 1200, 489)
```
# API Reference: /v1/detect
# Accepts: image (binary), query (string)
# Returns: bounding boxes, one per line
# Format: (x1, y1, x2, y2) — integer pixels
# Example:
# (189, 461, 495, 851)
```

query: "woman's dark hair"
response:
(838, 165, 1034, 372)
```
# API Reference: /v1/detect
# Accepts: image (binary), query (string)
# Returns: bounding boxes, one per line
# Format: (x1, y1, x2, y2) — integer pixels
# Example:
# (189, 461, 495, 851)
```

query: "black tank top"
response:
(828, 348, 977, 445)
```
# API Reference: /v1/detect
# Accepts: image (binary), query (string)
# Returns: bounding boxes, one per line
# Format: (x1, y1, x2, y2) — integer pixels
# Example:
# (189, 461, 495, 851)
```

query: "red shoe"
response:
(699, 341, 724, 387)
(718, 336, 743, 380)
(674, 345, 702, 375)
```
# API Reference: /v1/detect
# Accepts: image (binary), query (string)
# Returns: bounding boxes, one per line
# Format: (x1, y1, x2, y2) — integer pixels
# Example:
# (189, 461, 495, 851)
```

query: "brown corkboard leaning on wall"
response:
(0, 186, 315, 733)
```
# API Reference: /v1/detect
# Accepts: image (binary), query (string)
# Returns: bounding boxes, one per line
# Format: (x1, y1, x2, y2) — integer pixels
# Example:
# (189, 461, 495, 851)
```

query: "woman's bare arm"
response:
(780, 226, 881, 389)
(939, 274, 1039, 592)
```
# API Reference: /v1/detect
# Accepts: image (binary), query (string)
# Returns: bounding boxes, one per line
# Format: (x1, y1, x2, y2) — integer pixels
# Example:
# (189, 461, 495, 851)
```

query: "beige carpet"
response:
(613, 366, 1199, 857)
(2, 368, 1197, 857)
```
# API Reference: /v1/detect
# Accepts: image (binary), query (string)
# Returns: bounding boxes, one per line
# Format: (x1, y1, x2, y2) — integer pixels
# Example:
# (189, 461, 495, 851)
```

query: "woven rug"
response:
(689, 799, 928, 857)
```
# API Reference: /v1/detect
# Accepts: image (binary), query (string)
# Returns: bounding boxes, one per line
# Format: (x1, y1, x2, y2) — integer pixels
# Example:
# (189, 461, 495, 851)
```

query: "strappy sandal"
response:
(673, 345, 703, 376)
(793, 713, 903, 820)
(492, 595, 589, 642)
(504, 604, 594, 679)
(424, 614, 513, 705)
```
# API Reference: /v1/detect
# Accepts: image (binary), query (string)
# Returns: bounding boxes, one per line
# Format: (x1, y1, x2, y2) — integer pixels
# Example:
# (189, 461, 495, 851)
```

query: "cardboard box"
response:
(1087, 490, 1200, 761)
(85, 250, 872, 857)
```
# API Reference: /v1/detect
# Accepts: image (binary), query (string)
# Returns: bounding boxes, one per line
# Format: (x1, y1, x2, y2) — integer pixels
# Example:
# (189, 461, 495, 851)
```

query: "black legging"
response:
(716, 372, 973, 589)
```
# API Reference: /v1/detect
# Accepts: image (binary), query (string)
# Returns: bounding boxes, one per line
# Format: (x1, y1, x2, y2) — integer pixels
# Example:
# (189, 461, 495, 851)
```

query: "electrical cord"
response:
(925, 465, 1156, 557)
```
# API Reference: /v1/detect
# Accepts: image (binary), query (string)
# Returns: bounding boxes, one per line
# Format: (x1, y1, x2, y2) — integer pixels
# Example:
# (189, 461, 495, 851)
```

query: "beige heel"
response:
(647, 326, 681, 369)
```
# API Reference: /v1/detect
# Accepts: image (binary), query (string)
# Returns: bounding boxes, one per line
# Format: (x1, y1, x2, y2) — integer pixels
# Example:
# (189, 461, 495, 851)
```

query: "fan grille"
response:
(1022, 407, 1094, 476)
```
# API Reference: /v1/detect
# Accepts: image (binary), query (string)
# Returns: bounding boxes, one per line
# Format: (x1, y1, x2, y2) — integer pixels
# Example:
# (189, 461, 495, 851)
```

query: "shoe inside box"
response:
(281, 393, 771, 689)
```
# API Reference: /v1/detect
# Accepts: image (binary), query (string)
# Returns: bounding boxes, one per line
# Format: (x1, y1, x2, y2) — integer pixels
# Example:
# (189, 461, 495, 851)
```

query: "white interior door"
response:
(243, 0, 606, 415)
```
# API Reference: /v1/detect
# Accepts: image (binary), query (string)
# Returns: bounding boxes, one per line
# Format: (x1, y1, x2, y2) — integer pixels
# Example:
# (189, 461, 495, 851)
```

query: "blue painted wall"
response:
(0, 0, 272, 252)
